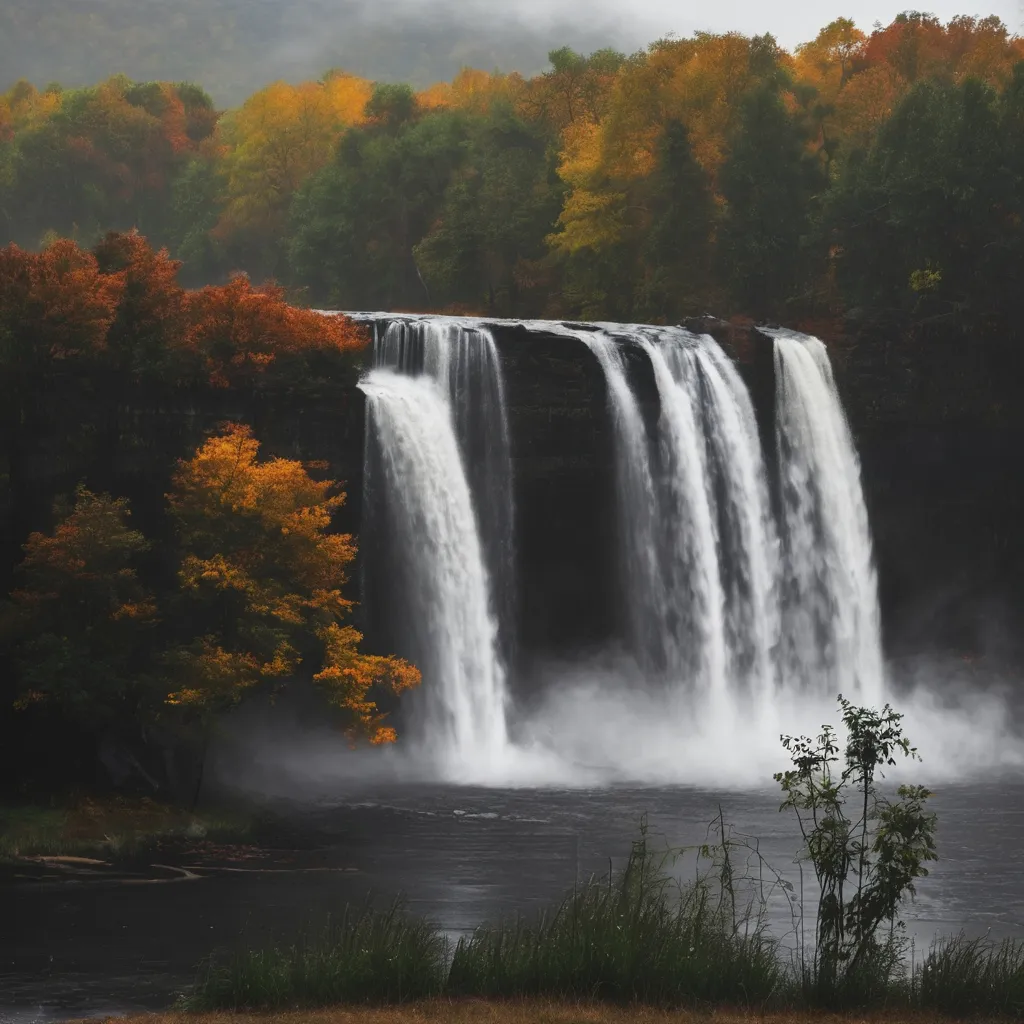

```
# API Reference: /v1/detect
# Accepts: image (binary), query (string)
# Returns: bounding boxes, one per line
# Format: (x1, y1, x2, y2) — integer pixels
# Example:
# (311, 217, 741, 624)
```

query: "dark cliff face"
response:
(491, 324, 618, 660)
(819, 317, 1024, 665)
(31, 314, 1017, 673)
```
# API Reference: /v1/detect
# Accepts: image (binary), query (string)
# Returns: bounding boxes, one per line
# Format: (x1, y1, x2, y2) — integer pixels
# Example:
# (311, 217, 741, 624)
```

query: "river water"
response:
(3, 778, 1023, 1022)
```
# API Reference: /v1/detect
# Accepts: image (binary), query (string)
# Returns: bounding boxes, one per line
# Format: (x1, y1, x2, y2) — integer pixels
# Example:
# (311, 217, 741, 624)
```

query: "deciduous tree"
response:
(164, 424, 419, 743)
(3, 487, 157, 730)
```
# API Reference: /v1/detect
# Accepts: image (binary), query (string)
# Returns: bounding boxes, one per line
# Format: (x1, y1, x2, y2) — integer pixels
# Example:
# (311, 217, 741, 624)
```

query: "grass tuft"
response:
(448, 831, 783, 1009)
(919, 932, 1024, 1017)
(183, 900, 449, 1010)
(177, 829, 1024, 1015)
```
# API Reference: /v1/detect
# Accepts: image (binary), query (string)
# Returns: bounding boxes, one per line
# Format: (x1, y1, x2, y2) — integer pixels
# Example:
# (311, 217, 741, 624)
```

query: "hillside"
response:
(1, 0, 638, 103)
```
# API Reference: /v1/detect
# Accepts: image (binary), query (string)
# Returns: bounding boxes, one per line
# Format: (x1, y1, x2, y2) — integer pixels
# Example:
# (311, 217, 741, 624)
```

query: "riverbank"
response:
(80, 1001, 1001, 1024)
(0, 797, 254, 867)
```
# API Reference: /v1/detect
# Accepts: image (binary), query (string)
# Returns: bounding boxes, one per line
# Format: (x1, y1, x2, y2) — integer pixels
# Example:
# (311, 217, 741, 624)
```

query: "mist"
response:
(208, 651, 1024, 801)
(4, 0, 1021, 106)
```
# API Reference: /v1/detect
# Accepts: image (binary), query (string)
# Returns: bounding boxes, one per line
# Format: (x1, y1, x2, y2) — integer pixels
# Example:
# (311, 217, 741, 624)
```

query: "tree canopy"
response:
(3, 15, 1023, 323)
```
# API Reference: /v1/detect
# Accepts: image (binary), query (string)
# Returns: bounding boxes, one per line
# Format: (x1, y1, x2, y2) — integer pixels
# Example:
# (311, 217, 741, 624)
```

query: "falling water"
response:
(572, 330, 666, 667)
(640, 335, 728, 698)
(351, 311, 883, 776)
(650, 330, 779, 701)
(769, 328, 884, 704)
(375, 318, 516, 651)
(579, 325, 776, 704)
(359, 369, 509, 771)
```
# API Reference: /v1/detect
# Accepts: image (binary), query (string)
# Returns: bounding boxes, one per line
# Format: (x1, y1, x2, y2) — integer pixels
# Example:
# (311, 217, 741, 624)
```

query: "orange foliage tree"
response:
(183, 274, 369, 388)
(92, 229, 190, 381)
(0, 240, 125, 508)
(0, 239, 124, 372)
(164, 423, 419, 743)
(3, 486, 157, 728)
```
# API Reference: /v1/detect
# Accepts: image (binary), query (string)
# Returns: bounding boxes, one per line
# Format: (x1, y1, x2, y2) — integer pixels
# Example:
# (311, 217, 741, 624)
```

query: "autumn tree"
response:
(522, 47, 627, 132)
(543, 32, 779, 319)
(0, 240, 125, 570)
(2, 487, 157, 734)
(183, 274, 369, 388)
(213, 73, 372, 278)
(164, 424, 419, 744)
(92, 230, 190, 383)
(2, 77, 217, 250)
(794, 18, 867, 167)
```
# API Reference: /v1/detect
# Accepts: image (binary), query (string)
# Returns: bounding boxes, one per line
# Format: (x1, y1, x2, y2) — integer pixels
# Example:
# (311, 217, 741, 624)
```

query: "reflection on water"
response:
(3, 781, 1023, 1022)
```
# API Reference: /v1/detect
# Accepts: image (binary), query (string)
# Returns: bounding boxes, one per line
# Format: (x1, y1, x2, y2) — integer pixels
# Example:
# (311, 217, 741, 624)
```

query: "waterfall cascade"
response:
(577, 323, 880, 704)
(768, 328, 884, 704)
(358, 316, 514, 773)
(573, 325, 778, 703)
(570, 331, 665, 668)
(355, 312, 884, 774)
(374, 317, 516, 647)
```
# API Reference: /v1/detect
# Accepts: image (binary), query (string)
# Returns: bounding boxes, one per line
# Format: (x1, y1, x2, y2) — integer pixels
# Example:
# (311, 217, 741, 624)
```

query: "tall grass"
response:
(183, 900, 448, 1010)
(447, 831, 784, 1008)
(919, 933, 1024, 1017)
(186, 832, 785, 1011)
(182, 831, 1024, 1015)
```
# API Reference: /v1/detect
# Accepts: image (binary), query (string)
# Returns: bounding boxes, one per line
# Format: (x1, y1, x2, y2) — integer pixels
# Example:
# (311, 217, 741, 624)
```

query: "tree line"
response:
(3, 13, 1024, 329)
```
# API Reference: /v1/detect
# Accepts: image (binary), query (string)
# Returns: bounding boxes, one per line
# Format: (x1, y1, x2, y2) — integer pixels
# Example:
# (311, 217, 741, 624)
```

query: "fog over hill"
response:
(1, 0, 650, 103)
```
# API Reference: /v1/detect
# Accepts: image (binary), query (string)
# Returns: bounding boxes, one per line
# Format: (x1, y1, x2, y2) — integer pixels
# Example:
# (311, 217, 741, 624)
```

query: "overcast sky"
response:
(447, 0, 1023, 48)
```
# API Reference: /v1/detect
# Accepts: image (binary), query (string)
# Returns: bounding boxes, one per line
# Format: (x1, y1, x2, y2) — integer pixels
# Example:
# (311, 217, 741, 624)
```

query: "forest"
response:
(2, 12, 1024, 325)
(4, 11, 1024, 796)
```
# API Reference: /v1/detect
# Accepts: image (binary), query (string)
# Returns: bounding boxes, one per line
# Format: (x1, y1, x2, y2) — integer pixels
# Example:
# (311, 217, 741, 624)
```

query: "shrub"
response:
(775, 696, 937, 1006)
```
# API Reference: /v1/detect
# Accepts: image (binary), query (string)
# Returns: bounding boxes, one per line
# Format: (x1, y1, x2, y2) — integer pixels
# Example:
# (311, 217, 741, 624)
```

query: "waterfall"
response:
(347, 310, 885, 781)
(580, 325, 776, 703)
(375, 318, 515, 653)
(359, 369, 509, 771)
(573, 330, 666, 666)
(769, 328, 884, 704)
(650, 330, 779, 701)
(641, 335, 728, 698)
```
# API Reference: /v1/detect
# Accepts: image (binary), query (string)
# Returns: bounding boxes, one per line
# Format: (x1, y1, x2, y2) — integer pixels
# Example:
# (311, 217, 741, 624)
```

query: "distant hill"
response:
(1, 0, 644, 104)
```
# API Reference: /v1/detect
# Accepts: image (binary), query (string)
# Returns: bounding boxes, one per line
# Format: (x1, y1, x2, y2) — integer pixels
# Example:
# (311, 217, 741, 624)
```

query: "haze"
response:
(2, 0, 1021, 105)
(465, 0, 1023, 45)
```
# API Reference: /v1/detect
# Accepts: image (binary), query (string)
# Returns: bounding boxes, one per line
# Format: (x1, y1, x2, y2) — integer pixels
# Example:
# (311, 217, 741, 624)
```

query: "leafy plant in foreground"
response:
(775, 696, 937, 1004)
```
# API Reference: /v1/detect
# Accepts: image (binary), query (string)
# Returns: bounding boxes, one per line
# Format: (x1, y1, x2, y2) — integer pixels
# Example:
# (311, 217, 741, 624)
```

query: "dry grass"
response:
(83, 999, 996, 1024)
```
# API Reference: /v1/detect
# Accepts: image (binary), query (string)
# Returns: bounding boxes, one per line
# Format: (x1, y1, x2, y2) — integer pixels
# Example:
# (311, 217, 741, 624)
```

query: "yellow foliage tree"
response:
(795, 19, 866, 100)
(164, 423, 419, 743)
(547, 34, 764, 263)
(215, 72, 373, 239)
(418, 68, 525, 115)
